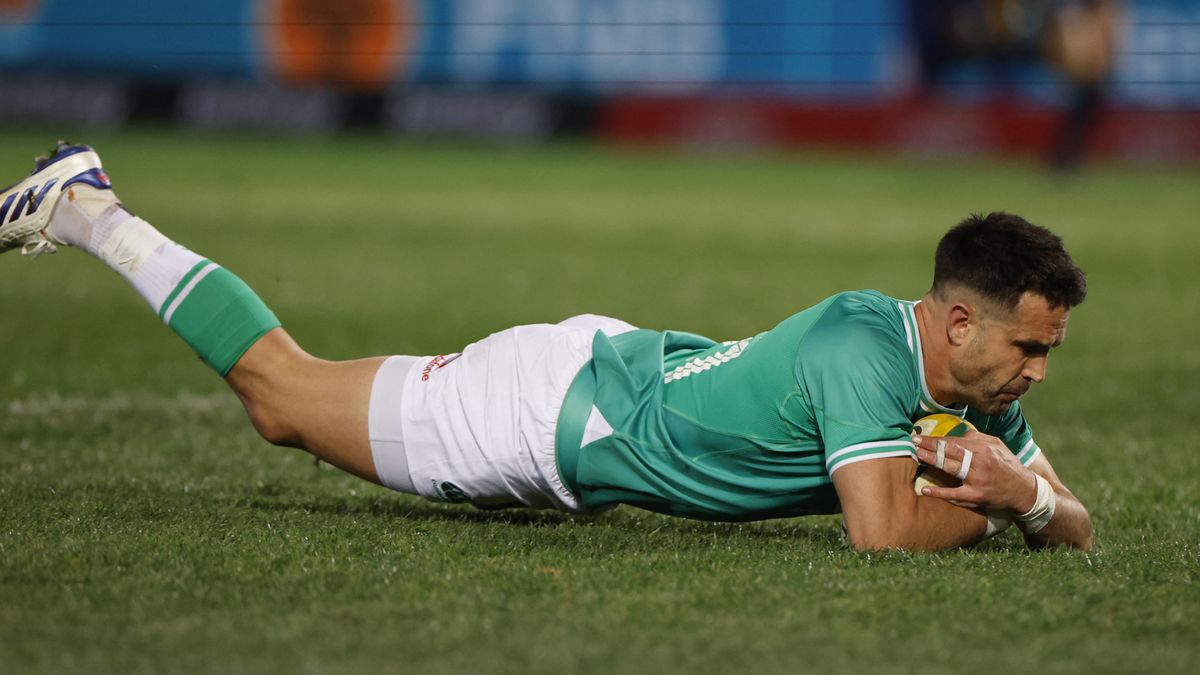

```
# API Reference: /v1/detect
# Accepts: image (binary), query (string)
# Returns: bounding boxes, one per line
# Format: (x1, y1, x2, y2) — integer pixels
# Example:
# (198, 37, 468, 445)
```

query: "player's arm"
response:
(1021, 453, 1093, 550)
(912, 432, 1093, 551)
(799, 302, 1001, 552)
(832, 456, 991, 552)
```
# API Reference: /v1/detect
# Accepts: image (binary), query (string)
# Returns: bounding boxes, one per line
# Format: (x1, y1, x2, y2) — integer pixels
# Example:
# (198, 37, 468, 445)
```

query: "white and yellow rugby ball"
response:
(912, 414, 976, 495)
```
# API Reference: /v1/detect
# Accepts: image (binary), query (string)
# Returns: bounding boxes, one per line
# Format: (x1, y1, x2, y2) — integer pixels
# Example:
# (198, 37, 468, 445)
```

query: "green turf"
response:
(1, 128, 1198, 674)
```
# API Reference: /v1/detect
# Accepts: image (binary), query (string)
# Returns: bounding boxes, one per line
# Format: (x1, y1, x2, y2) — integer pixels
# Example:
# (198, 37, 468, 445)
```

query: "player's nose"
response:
(1023, 356, 1047, 383)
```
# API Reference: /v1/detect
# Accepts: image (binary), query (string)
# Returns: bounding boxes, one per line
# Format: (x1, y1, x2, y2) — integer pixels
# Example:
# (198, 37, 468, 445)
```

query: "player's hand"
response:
(912, 430, 1037, 513)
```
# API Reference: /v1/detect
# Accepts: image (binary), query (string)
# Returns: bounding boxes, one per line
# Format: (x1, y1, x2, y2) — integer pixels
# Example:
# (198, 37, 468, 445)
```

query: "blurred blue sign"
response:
(0, 0, 1196, 105)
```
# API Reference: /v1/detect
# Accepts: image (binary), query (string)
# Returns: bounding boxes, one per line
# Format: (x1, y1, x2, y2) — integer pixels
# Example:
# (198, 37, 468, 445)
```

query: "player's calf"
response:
(226, 329, 312, 448)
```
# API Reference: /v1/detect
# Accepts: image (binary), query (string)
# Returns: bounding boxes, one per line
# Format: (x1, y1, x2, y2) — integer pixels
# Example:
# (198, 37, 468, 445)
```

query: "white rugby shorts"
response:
(367, 314, 636, 512)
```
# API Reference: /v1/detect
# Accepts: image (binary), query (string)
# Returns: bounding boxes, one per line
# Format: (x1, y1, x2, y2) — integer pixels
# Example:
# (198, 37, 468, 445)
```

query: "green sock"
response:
(48, 196, 279, 377)
(158, 260, 281, 376)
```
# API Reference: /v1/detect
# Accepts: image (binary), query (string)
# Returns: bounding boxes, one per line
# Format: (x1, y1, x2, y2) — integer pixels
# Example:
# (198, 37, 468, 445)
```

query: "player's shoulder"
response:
(810, 290, 909, 348)
(826, 289, 903, 314)
(794, 290, 914, 375)
(791, 291, 919, 412)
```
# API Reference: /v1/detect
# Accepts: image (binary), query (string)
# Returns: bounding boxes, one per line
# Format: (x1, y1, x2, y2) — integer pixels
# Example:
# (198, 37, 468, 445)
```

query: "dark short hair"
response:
(932, 212, 1087, 310)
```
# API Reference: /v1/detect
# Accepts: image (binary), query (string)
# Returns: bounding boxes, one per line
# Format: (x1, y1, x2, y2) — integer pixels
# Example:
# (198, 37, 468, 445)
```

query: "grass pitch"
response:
(1, 128, 1198, 674)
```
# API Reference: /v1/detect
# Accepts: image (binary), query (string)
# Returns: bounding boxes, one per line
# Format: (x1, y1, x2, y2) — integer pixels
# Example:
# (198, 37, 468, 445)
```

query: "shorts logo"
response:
(433, 480, 470, 503)
(420, 353, 461, 381)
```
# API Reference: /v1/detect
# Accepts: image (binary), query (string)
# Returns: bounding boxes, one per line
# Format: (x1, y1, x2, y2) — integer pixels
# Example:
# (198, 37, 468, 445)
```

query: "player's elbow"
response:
(847, 532, 912, 553)
(844, 518, 917, 553)
(1076, 503, 1095, 552)
(847, 533, 898, 553)
(844, 504, 956, 553)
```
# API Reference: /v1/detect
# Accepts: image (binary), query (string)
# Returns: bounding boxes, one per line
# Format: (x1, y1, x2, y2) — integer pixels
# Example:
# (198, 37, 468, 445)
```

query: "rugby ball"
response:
(912, 414, 975, 495)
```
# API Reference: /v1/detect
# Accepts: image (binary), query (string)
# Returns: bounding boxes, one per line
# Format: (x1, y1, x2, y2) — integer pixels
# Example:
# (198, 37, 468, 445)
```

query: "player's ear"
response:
(947, 302, 974, 346)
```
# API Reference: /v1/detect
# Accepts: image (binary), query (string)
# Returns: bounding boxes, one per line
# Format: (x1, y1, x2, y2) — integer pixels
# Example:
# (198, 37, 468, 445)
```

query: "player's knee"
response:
(244, 401, 300, 448)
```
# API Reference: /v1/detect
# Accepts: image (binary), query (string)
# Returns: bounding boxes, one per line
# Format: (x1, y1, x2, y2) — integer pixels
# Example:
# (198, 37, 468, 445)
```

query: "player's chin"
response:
(979, 395, 1017, 416)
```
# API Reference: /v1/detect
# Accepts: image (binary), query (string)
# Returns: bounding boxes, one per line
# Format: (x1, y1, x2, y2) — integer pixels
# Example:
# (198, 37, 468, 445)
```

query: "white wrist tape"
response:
(984, 510, 1014, 538)
(1015, 474, 1057, 534)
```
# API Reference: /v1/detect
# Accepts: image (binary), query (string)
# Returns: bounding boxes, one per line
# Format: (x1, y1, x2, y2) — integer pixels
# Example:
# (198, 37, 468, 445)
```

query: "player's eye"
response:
(1016, 342, 1049, 357)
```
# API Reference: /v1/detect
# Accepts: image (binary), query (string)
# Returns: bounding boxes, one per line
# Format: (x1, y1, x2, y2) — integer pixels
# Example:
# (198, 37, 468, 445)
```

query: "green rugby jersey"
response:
(556, 290, 1042, 521)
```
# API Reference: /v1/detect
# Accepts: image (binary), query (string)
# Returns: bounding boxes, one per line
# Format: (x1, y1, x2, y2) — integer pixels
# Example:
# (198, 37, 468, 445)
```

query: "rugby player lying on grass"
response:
(1, 142, 1093, 552)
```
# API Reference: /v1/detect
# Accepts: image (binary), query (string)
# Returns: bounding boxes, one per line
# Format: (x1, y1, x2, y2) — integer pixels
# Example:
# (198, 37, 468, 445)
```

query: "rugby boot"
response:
(0, 141, 115, 257)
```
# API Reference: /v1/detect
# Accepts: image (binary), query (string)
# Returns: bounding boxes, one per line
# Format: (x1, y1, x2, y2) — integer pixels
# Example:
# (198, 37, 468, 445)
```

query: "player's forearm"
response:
(838, 458, 993, 552)
(1020, 487, 1093, 551)
(901, 496, 991, 551)
(849, 495, 987, 552)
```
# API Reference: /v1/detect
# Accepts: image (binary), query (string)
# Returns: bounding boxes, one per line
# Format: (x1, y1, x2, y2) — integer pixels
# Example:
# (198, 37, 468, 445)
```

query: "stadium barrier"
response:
(599, 95, 1200, 163)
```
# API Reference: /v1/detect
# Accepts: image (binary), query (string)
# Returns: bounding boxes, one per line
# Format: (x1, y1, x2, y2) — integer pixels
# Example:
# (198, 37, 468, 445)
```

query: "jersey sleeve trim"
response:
(826, 440, 917, 475)
(1016, 438, 1041, 467)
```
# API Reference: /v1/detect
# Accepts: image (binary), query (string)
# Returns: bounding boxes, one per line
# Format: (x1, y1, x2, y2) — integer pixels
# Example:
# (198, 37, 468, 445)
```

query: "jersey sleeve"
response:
(796, 311, 918, 476)
(965, 401, 1041, 467)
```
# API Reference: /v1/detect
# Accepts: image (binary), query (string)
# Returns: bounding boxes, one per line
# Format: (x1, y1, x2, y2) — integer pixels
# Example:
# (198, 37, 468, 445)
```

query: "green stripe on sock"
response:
(166, 267, 281, 376)
(158, 259, 213, 319)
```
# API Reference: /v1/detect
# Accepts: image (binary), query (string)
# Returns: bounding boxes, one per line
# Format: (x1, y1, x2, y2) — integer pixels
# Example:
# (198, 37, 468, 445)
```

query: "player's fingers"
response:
(919, 484, 981, 508)
(915, 440, 967, 466)
(915, 446, 944, 468)
(912, 434, 969, 457)
(916, 445, 956, 462)
(941, 439, 968, 460)
(915, 446, 932, 464)
(955, 449, 973, 480)
(916, 451, 969, 480)
(915, 447, 957, 476)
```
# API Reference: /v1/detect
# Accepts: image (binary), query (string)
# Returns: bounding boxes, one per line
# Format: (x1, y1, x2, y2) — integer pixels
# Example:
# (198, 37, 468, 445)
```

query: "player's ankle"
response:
(47, 187, 133, 254)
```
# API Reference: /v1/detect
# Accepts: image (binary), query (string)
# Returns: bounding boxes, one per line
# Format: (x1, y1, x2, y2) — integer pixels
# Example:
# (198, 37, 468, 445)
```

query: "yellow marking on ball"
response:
(912, 414, 976, 495)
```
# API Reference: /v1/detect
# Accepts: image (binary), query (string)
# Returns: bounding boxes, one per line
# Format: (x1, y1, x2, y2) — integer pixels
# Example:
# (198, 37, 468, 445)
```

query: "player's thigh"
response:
(400, 322, 596, 510)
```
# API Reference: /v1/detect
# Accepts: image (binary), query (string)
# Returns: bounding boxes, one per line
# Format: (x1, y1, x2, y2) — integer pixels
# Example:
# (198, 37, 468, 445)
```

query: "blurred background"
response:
(1, 0, 1196, 168)
(2, 6, 1199, 673)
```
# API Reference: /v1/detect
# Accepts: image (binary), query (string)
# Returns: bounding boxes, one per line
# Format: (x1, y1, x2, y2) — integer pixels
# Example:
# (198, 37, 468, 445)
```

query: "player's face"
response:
(951, 292, 1070, 415)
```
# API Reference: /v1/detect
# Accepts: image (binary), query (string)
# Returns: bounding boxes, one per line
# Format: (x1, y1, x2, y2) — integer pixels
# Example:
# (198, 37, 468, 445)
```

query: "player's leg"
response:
(225, 329, 388, 483)
(1, 142, 389, 484)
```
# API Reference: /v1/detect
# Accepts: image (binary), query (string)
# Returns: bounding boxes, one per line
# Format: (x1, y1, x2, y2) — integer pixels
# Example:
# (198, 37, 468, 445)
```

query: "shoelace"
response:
(21, 236, 58, 257)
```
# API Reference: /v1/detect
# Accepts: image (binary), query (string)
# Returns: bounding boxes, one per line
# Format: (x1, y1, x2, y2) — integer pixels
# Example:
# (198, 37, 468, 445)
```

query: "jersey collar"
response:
(897, 300, 967, 418)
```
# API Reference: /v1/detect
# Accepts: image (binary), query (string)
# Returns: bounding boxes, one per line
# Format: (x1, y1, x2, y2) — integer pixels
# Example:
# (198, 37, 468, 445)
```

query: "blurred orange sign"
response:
(0, 0, 39, 18)
(261, 0, 416, 90)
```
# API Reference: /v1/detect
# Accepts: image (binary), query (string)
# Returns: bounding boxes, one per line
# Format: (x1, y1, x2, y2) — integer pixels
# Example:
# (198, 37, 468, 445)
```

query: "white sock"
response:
(46, 185, 281, 376)
(49, 188, 204, 311)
